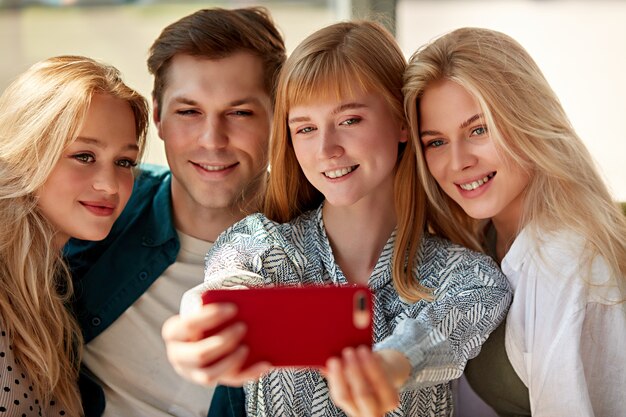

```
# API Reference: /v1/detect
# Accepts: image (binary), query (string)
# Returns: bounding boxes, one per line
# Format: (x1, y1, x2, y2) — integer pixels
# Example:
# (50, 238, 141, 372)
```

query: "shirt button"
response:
(138, 271, 148, 281)
(91, 317, 101, 326)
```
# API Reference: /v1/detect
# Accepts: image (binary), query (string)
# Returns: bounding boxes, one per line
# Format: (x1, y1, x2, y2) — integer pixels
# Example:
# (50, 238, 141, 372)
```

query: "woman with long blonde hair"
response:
(0, 55, 148, 415)
(165, 21, 511, 417)
(405, 27, 626, 416)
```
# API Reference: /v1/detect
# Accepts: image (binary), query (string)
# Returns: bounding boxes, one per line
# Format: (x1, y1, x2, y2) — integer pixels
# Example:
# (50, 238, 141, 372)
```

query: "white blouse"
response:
(502, 227, 626, 417)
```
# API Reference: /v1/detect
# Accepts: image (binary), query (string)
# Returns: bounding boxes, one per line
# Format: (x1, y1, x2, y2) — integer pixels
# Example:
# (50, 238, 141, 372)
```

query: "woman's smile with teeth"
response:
(458, 172, 496, 191)
(197, 163, 231, 171)
(324, 166, 355, 179)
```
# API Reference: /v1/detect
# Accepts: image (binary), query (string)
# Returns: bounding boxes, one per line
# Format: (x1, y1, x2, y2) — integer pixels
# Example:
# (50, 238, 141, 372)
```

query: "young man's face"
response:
(154, 52, 272, 222)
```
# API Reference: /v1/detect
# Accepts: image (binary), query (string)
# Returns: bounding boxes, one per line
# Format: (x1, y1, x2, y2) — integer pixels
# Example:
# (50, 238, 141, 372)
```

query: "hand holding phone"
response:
(191, 285, 373, 369)
(163, 302, 271, 387)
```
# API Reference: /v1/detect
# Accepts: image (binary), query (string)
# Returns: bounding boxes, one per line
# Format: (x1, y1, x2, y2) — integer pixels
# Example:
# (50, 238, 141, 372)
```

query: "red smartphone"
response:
(200, 285, 373, 369)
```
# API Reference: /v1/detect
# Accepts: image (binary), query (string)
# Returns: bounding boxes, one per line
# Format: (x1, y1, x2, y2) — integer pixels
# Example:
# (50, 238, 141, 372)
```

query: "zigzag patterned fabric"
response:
(202, 205, 511, 416)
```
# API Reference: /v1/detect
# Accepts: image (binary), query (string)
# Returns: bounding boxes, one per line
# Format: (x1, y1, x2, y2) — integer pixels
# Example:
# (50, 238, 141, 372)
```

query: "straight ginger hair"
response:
(404, 27, 626, 301)
(0, 56, 149, 414)
(264, 20, 432, 302)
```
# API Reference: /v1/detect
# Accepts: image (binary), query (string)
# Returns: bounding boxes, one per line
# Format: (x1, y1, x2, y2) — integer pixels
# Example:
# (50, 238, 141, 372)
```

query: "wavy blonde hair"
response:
(264, 21, 432, 302)
(0, 55, 149, 414)
(404, 27, 626, 300)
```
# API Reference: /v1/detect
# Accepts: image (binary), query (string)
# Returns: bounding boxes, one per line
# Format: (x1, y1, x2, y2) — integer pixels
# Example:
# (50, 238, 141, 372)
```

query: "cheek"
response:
(424, 152, 445, 182)
(118, 174, 135, 205)
(161, 122, 192, 147)
(243, 132, 270, 163)
(42, 165, 81, 198)
(291, 142, 307, 166)
(510, 167, 531, 195)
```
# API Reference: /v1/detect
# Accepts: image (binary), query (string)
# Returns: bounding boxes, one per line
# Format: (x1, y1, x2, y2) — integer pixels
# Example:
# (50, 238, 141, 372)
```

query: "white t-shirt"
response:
(83, 231, 214, 417)
(502, 227, 626, 417)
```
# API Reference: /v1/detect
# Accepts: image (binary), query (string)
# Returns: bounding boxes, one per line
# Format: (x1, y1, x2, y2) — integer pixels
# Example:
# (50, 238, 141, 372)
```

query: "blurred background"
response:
(1, 2, 624, 415)
(1, 0, 624, 203)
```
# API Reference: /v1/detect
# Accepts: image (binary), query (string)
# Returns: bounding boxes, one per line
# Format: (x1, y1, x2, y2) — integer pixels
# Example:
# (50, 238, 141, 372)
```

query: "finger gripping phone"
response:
(201, 285, 373, 369)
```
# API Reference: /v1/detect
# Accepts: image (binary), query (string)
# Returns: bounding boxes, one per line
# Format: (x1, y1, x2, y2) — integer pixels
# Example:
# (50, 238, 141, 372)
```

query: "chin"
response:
(71, 229, 112, 242)
(463, 208, 496, 221)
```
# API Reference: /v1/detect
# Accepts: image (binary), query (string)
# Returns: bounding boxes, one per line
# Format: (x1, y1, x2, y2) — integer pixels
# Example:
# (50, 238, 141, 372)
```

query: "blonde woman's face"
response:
(37, 93, 138, 248)
(418, 79, 529, 226)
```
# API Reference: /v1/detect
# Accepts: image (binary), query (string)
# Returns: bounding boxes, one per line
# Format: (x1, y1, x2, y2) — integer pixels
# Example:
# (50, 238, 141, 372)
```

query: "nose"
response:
(449, 139, 476, 172)
(92, 165, 119, 195)
(317, 127, 343, 160)
(198, 115, 228, 149)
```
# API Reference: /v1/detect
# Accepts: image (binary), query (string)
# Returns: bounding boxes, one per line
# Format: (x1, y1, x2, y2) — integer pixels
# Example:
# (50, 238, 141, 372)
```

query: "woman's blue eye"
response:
(116, 159, 137, 169)
(341, 117, 360, 126)
(471, 126, 488, 136)
(297, 126, 315, 134)
(428, 140, 444, 148)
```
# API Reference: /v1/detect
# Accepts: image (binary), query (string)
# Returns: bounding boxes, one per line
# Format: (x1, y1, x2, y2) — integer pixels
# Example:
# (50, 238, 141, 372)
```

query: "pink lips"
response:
(80, 201, 116, 216)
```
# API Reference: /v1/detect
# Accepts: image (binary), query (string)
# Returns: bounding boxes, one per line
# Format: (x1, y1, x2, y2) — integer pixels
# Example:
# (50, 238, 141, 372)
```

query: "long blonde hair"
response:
(264, 21, 432, 302)
(0, 55, 149, 414)
(404, 27, 626, 298)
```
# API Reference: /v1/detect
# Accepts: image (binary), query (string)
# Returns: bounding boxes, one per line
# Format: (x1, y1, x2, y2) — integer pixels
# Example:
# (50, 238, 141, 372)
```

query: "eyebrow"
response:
(460, 113, 483, 129)
(75, 137, 139, 152)
(420, 113, 484, 137)
(172, 96, 263, 107)
(287, 102, 368, 125)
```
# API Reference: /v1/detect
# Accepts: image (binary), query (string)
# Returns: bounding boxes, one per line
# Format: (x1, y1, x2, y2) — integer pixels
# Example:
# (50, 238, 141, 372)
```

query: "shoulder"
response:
(205, 211, 315, 284)
(219, 209, 316, 244)
(130, 163, 171, 200)
(510, 227, 584, 263)
(420, 234, 502, 274)
(417, 234, 508, 293)
(504, 227, 616, 298)
(503, 228, 584, 283)
(135, 163, 171, 182)
(219, 213, 285, 244)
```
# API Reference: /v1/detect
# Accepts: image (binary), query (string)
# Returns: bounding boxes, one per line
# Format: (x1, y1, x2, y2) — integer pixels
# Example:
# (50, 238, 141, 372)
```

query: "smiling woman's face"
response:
(288, 84, 407, 210)
(37, 93, 138, 247)
(418, 79, 529, 225)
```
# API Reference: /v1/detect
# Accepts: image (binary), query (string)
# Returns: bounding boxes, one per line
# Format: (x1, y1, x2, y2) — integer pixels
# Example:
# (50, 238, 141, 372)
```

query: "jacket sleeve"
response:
(180, 213, 307, 315)
(375, 244, 512, 389)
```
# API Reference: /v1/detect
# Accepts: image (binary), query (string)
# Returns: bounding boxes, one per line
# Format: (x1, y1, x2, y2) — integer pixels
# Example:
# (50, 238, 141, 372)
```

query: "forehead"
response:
(286, 74, 373, 111)
(162, 52, 269, 103)
(79, 93, 138, 147)
(419, 80, 481, 123)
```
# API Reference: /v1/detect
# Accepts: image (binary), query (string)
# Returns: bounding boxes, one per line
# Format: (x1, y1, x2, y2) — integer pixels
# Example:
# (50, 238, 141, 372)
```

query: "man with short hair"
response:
(66, 8, 286, 416)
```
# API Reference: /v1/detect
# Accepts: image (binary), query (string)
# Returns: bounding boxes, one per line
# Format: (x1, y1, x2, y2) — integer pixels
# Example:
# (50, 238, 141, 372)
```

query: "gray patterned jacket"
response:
(190, 205, 511, 416)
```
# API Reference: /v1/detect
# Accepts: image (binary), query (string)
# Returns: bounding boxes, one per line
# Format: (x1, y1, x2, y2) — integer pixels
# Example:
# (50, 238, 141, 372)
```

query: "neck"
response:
(54, 232, 70, 252)
(492, 207, 524, 263)
(170, 182, 262, 243)
(322, 190, 396, 286)
(491, 184, 527, 262)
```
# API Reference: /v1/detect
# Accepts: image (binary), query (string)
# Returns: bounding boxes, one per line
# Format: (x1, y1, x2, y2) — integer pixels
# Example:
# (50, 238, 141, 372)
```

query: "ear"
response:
(152, 98, 163, 141)
(399, 126, 409, 144)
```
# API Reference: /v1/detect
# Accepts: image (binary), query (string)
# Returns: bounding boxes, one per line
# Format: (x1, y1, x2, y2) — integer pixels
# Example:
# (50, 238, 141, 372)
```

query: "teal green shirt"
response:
(65, 164, 180, 416)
